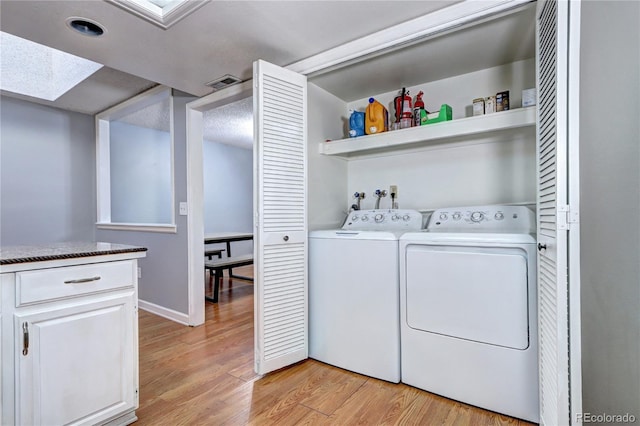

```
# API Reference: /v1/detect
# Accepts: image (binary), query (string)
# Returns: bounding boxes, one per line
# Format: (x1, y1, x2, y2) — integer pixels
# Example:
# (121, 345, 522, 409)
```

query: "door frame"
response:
(185, 81, 253, 325)
(184, 0, 536, 325)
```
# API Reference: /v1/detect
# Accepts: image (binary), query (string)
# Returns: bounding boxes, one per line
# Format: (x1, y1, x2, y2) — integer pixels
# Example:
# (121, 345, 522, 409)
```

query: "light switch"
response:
(179, 202, 188, 216)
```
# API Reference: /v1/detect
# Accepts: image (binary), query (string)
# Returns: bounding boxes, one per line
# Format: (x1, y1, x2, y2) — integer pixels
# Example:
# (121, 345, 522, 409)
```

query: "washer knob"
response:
(374, 213, 384, 223)
(361, 215, 369, 221)
(494, 212, 504, 220)
(391, 214, 400, 221)
(403, 214, 411, 221)
(351, 215, 359, 221)
(470, 211, 484, 222)
(439, 213, 448, 220)
(452, 213, 462, 220)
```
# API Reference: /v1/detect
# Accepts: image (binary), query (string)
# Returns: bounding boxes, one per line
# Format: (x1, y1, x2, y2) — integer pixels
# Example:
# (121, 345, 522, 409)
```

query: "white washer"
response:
(309, 209, 422, 383)
(400, 205, 539, 422)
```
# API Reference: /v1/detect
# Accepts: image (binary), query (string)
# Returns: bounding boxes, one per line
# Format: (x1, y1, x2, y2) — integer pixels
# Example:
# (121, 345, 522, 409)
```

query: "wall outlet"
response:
(390, 185, 398, 197)
(179, 202, 188, 216)
(137, 267, 142, 279)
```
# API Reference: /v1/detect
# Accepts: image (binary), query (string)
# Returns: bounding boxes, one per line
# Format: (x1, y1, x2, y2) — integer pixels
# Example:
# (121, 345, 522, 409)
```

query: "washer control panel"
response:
(343, 209, 423, 231)
(427, 205, 535, 233)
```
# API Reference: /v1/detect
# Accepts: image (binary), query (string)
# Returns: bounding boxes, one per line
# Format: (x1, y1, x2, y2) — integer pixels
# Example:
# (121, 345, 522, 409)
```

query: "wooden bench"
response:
(204, 254, 254, 303)
(205, 248, 225, 260)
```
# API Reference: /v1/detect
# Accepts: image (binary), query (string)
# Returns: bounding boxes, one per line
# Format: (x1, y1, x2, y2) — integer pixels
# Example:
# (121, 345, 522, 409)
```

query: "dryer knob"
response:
(391, 214, 400, 221)
(361, 215, 369, 221)
(439, 213, 448, 220)
(351, 215, 359, 221)
(470, 211, 484, 222)
(374, 213, 384, 223)
(403, 214, 411, 221)
(495, 212, 504, 220)
(453, 213, 462, 220)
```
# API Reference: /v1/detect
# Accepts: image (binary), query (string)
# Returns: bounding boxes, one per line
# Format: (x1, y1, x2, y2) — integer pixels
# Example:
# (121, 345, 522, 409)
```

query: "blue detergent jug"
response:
(348, 110, 365, 137)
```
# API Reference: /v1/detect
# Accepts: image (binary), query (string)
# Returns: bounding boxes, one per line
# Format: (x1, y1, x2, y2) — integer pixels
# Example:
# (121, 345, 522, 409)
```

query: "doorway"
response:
(185, 82, 253, 325)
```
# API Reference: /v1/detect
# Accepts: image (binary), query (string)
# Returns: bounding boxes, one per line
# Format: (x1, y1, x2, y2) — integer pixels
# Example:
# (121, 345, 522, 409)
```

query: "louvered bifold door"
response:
(536, 1, 572, 425)
(253, 59, 308, 375)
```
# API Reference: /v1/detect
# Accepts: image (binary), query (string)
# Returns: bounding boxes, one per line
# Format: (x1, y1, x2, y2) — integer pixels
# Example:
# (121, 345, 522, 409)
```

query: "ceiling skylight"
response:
(105, 0, 209, 29)
(0, 31, 103, 101)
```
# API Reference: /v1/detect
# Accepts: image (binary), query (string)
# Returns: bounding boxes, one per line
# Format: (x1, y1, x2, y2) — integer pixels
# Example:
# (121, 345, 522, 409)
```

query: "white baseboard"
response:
(138, 299, 190, 326)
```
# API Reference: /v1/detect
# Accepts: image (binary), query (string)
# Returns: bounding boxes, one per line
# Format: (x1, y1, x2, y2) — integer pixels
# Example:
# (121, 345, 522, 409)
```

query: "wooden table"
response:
(204, 232, 253, 280)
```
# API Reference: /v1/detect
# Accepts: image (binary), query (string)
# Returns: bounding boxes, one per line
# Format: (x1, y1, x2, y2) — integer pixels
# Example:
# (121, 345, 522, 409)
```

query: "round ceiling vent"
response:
(66, 17, 106, 37)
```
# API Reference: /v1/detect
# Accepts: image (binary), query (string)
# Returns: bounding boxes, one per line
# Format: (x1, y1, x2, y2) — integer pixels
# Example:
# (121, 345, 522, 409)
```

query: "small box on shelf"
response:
(423, 104, 453, 125)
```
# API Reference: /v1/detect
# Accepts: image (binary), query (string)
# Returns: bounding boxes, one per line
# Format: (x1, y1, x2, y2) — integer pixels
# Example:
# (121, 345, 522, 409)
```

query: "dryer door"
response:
(405, 245, 529, 350)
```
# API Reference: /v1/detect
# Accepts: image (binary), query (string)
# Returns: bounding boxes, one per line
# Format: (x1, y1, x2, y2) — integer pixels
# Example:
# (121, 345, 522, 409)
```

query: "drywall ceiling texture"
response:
(203, 97, 253, 150)
(117, 97, 171, 132)
(0, 65, 157, 115)
(0, 0, 461, 101)
(116, 96, 253, 150)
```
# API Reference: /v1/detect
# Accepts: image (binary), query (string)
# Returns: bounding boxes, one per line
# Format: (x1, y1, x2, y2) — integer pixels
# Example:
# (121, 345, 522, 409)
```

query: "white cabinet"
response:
(1, 251, 143, 426)
(15, 293, 136, 426)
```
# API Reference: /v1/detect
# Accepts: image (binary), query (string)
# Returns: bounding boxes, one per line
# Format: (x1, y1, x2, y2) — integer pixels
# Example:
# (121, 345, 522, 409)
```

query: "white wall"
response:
(203, 140, 253, 255)
(348, 137, 535, 211)
(345, 60, 536, 212)
(580, 1, 640, 422)
(0, 96, 96, 245)
(346, 59, 535, 121)
(307, 83, 349, 229)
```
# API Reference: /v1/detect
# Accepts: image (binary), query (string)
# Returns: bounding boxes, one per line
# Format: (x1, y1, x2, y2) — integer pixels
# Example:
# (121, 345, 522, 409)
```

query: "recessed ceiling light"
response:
(66, 17, 106, 37)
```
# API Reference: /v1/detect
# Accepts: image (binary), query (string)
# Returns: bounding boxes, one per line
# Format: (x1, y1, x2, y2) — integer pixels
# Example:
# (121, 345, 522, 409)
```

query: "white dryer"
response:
(400, 205, 539, 422)
(309, 209, 422, 383)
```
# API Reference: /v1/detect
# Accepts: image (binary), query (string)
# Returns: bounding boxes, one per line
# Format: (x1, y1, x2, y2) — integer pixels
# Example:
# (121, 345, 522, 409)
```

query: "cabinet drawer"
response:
(15, 260, 135, 306)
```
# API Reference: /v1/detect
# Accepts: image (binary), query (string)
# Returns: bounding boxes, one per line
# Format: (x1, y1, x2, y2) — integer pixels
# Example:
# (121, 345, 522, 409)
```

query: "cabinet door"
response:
(15, 292, 137, 426)
(253, 59, 308, 375)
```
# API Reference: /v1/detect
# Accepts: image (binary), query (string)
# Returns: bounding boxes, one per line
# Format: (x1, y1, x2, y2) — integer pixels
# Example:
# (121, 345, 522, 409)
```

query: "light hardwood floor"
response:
(136, 266, 535, 425)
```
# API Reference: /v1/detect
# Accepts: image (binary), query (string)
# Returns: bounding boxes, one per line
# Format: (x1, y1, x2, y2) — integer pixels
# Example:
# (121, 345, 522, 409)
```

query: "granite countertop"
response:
(0, 242, 148, 265)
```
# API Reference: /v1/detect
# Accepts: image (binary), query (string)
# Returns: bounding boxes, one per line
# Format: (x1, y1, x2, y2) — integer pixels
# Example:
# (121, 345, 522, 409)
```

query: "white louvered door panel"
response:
(253, 59, 308, 375)
(536, 1, 572, 425)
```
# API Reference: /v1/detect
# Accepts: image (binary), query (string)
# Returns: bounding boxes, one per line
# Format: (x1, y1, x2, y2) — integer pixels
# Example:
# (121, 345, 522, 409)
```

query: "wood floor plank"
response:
(136, 267, 537, 426)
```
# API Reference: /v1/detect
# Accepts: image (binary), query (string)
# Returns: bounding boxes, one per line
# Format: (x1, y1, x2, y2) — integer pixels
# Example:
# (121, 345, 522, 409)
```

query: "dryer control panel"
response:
(427, 205, 535, 233)
(343, 209, 423, 231)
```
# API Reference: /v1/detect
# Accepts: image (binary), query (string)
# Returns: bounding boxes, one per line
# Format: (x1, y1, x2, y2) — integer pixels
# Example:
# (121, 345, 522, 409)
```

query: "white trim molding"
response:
(138, 299, 189, 326)
(95, 85, 176, 230)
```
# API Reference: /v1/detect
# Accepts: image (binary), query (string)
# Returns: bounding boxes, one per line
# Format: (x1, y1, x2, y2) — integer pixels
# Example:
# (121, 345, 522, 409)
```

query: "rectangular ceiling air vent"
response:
(206, 74, 242, 91)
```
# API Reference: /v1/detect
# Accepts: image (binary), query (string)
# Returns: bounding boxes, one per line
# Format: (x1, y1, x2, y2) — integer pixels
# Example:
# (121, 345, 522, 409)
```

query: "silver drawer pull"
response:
(64, 276, 101, 284)
(23, 322, 29, 356)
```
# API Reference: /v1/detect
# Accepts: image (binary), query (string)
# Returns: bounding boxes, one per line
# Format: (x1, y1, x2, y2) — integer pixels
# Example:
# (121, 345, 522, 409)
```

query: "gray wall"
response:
(0, 96, 96, 245)
(580, 1, 640, 422)
(203, 140, 253, 256)
(110, 121, 172, 224)
(96, 90, 194, 315)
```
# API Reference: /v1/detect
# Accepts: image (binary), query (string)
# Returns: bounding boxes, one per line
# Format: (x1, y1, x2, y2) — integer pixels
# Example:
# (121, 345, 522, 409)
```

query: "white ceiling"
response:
(0, 0, 460, 113)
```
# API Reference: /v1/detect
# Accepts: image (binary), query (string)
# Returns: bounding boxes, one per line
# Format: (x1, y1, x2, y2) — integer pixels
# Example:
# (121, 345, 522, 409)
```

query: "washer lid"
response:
(309, 230, 402, 240)
(401, 231, 536, 244)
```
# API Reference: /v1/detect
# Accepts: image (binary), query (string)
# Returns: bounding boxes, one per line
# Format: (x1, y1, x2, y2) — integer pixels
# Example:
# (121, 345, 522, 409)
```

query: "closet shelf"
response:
(319, 106, 536, 158)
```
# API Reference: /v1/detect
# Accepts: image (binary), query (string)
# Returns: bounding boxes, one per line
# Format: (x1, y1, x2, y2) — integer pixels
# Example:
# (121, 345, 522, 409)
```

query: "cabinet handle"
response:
(22, 322, 29, 356)
(64, 276, 101, 284)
